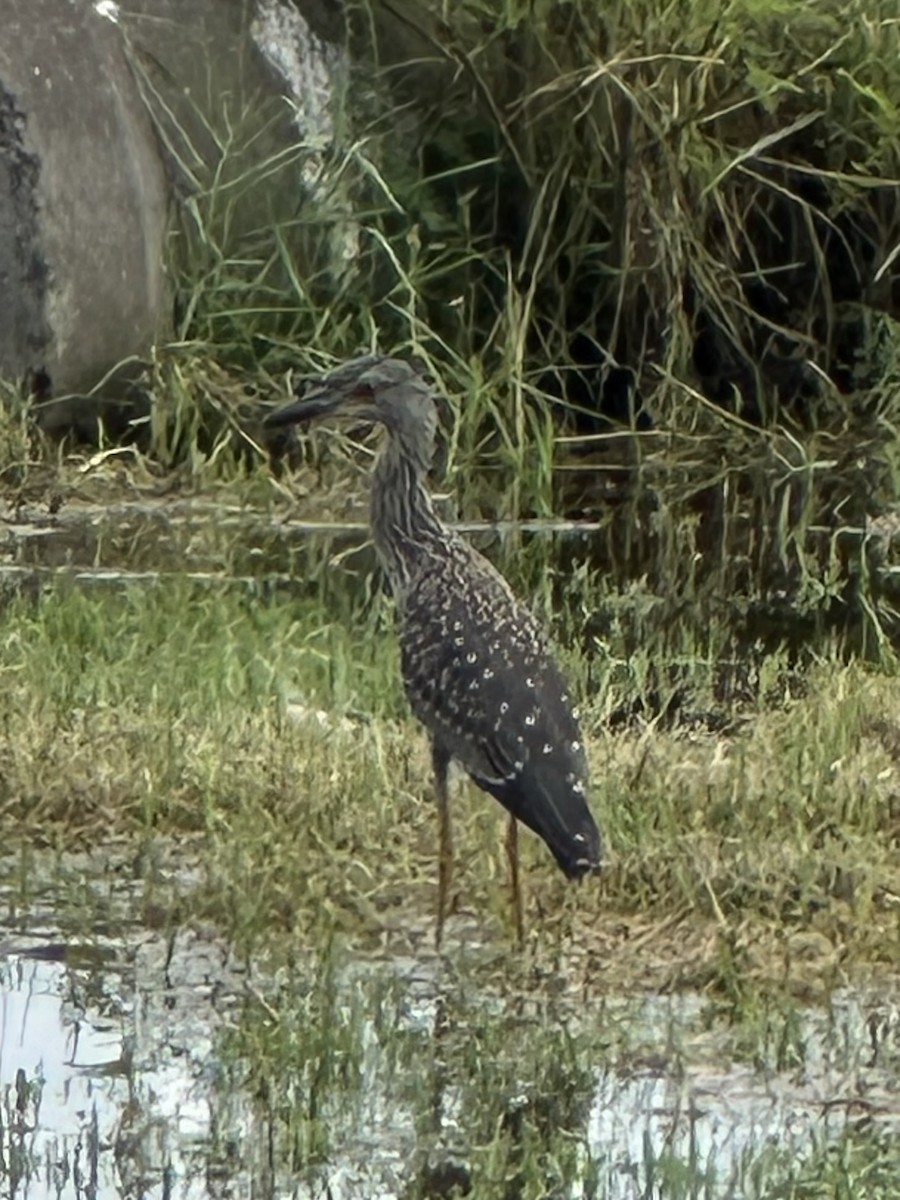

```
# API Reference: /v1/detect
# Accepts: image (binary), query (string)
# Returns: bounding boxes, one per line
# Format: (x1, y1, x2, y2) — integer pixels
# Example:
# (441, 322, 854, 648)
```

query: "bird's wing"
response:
(398, 547, 601, 877)
(398, 549, 587, 788)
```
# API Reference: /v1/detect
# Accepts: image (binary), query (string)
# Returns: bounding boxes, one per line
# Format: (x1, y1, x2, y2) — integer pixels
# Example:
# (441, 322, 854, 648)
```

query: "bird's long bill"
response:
(263, 385, 345, 429)
(264, 355, 384, 429)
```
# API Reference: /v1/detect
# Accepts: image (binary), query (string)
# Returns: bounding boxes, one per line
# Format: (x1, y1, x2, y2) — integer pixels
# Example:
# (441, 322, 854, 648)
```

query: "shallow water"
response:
(1, 497, 898, 1195)
(1, 851, 898, 1199)
(0, 853, 250, 1198)
(1, 499, 604, 579)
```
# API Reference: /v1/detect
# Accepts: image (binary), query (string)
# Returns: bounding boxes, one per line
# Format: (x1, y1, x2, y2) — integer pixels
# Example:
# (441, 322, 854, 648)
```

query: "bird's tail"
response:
(483, 770, 602, 880)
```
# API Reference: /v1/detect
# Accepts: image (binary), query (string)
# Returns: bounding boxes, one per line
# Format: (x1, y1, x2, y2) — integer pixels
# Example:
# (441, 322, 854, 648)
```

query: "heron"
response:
(265, 355, 602, 946)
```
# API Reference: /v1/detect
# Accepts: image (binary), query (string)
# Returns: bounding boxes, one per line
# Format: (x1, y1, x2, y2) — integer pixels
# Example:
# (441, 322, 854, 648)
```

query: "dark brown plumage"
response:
(266, 355, 602, 943)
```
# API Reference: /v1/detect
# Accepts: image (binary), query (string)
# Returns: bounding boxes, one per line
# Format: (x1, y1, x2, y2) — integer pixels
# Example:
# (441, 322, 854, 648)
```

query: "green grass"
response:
(211, 934, 900, 1198)
(1, 573, 899, 992)
(71, 0, 895, 643)
(2, 0, 898, 674)
(2, 3, 899, 1191)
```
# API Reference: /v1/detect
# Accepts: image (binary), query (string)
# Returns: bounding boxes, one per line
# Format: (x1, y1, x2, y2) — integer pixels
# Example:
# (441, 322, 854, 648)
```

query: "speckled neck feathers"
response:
(370, 419, 450, 596)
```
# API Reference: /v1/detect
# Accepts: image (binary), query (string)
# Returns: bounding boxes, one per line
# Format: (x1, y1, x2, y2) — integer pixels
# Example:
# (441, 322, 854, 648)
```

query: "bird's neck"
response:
(371, 432, 448, 594)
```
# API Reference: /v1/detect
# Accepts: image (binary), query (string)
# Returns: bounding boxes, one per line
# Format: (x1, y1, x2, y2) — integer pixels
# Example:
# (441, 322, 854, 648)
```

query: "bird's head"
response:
(265, 355, 439, 468)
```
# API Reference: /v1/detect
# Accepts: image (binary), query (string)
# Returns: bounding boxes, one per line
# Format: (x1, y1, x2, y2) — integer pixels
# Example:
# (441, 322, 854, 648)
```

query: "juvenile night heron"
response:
(266, 356, 602, 945)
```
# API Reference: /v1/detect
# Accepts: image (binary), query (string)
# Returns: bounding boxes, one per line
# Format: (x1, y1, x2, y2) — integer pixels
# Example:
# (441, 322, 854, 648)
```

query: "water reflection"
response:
(0, 924, 247, 1200)
(0, 885, 898, 1198)
(0, 955, 120, 1196)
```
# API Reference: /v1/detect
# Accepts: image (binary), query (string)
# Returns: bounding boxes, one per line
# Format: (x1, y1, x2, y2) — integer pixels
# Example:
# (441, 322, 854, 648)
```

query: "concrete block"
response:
(0, 0, 169, 399)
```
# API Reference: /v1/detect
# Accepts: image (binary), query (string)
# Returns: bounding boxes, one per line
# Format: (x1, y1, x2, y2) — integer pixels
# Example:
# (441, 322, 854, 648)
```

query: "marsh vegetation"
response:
(2, 0, 900, 1194)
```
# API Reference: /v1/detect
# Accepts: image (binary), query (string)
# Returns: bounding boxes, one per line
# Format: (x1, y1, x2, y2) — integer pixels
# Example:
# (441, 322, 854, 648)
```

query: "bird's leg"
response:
(506, 814, 525, 947)
(433, 741, 453, 951)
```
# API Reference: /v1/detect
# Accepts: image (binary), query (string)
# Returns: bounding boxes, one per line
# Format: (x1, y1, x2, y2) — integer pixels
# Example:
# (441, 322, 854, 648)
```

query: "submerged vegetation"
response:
(2, 0, 900, 1193)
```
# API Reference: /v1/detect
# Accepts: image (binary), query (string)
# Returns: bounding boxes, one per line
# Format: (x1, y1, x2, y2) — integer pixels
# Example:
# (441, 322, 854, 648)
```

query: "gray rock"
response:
(0, 0, 346, 424)
(0, 0, 169, 401)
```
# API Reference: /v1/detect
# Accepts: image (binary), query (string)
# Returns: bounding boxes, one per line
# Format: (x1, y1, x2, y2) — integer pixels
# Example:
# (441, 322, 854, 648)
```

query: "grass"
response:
(1, 570, 899, 993)
(3, 880, 898, 1197)
(93, 0, 900, 643)
(212, 933, 900, 1197)
(2, 1, 900, 1191)
(3, 0, 898, 664)
(3, 440, 899, 1197)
